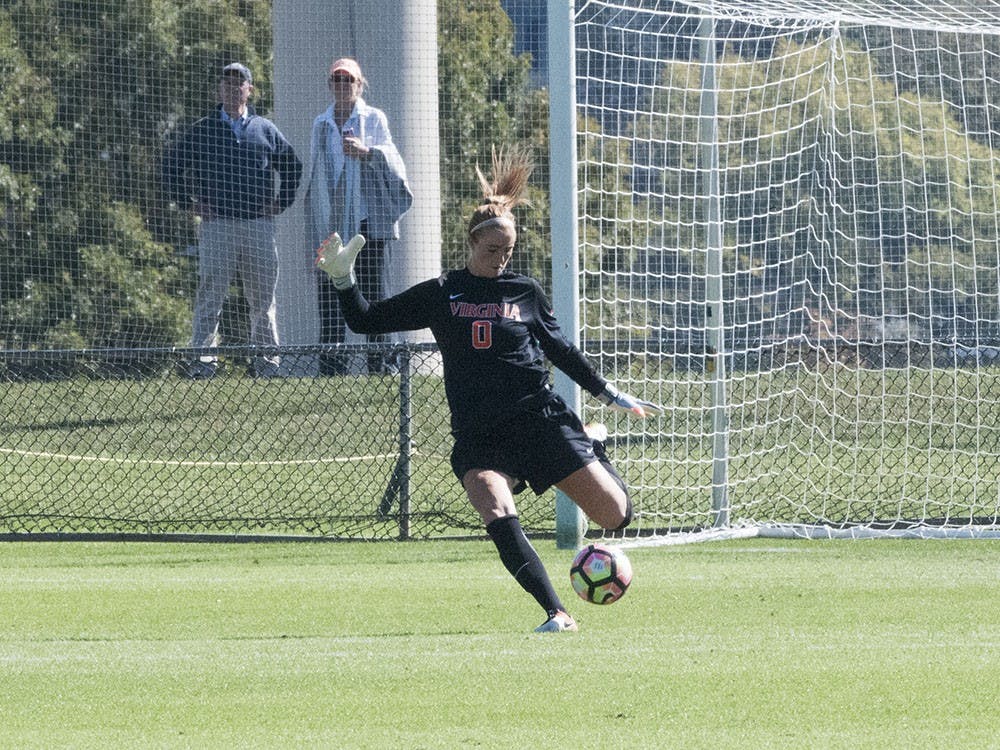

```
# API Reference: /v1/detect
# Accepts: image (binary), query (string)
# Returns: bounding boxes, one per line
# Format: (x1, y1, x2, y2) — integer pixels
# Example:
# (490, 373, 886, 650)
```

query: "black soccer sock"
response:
(486, 515, 565, 614)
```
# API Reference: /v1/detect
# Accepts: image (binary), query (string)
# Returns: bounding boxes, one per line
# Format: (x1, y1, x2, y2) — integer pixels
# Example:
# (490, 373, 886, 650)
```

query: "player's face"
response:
(467, 225, 516, 278)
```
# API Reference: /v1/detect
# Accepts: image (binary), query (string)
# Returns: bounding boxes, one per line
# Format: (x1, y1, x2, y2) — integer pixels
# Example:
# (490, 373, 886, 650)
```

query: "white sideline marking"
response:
(0, 446, 402, 467)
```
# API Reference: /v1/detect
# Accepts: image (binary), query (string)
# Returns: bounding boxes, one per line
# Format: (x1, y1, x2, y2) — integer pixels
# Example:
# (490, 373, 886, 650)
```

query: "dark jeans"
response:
(317, 232, 389, 375)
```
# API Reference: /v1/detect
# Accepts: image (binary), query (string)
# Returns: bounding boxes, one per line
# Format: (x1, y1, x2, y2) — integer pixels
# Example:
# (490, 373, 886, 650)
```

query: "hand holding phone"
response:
(341, 126, 369, 159)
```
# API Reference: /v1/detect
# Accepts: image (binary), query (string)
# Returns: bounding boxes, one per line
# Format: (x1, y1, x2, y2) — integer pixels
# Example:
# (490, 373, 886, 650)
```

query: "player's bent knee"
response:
(594, 493, 631, 531)
(611, 496, 633, 531)
(556, 463, 631, 530)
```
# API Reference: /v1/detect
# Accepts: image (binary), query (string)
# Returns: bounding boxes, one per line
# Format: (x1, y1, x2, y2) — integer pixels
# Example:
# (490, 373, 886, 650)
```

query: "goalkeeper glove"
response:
(597, 383, 663, 417)
(316, 232, 366, 290)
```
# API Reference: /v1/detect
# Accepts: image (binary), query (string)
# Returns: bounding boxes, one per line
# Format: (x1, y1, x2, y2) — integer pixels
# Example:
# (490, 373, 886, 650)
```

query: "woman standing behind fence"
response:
(304, 57, 413, 375)
(316, 146, 660, 633)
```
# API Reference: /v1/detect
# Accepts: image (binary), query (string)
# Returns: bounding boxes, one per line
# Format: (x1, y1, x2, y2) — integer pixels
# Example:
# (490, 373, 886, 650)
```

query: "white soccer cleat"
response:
(534, 610, 578, 633)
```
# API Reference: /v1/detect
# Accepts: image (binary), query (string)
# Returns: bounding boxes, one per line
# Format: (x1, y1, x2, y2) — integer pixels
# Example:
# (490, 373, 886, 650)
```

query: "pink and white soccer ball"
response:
(569, 543, 633, 605)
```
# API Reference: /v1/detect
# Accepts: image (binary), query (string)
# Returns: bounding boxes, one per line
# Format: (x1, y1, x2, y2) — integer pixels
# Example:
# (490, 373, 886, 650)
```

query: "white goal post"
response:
(549, 0, 1000, 544)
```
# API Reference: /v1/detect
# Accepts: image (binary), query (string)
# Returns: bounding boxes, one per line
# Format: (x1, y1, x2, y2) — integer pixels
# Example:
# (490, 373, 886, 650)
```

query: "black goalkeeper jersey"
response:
(339, 268, 607, 435)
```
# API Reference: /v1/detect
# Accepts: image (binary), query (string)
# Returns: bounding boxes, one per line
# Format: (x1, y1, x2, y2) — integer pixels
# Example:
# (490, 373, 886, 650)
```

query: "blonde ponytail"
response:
(467, 146, 534, 239)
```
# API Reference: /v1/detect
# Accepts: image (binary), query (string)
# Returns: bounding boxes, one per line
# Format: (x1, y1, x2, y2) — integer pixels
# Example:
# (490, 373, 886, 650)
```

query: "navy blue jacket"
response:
(161, 105, 302, 220)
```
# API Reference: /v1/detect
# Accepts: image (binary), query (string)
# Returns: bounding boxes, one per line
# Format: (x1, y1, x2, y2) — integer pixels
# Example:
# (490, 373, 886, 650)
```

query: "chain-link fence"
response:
(0, 343, 561, 539)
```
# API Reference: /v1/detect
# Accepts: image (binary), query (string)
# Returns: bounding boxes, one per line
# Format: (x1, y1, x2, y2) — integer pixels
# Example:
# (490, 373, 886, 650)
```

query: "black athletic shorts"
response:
(450, 391, 598, 495)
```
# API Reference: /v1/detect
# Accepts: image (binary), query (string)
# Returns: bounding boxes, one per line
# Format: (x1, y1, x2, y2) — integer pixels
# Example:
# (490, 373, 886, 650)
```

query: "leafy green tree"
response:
(633, 36, 1000, 342)
(822, 39, 999, 332)
(0, 0, 271, 352)
(858, 24, 1000, 151)
(3, 0, 559, 355)
(437, 0, 550, 284)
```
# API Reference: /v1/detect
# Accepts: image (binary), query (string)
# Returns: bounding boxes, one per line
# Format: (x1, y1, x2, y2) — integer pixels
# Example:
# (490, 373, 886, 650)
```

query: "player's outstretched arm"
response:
(597, 383, 663, 417)
(316, 232, 366, 290)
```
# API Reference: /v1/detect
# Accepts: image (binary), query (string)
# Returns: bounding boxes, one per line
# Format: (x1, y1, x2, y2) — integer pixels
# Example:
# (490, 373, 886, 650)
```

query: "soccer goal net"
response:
(574, 0, 1000, 543)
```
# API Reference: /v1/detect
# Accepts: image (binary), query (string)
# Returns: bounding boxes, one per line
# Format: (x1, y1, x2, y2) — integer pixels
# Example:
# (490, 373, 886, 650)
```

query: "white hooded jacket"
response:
(304, 98, 412, 249)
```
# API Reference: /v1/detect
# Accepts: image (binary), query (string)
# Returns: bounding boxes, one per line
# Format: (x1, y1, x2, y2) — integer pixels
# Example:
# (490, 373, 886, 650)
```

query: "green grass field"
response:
(1, 538, 997, 749)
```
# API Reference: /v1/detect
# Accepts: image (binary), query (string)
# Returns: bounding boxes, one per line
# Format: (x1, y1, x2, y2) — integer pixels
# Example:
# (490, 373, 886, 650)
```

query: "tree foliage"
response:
(2, 0, 552, 351)
(631, 36, 1000, 341)
(4, 1, 998, 354)
(0, 0, 270, 351)
(437, 0, 551, 284)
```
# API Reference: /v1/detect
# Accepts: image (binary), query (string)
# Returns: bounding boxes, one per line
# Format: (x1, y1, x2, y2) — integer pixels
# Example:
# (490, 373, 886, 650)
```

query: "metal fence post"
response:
(396, 345, 413, 539)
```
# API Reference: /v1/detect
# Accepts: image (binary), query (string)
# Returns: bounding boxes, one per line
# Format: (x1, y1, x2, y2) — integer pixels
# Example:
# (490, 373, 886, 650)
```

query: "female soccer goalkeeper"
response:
(317, 146, 660, 633)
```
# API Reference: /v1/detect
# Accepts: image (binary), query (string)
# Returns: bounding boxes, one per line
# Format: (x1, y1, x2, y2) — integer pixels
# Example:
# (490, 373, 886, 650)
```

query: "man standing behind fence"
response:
(162, 62, 303, 379)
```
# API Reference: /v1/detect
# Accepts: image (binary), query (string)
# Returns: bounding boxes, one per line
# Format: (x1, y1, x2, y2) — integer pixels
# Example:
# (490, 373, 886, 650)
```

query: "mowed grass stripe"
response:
(0, 539, 996, 748)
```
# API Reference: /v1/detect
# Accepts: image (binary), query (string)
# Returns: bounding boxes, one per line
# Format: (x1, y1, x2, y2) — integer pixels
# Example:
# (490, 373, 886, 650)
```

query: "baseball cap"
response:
(330, 58, 363, 81)
(222, 62, 253, 83)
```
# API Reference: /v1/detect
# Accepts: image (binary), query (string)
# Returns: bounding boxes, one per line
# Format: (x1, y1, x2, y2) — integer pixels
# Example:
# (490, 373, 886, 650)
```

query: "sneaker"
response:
(534, 610, 578, 633)
(184, 361, 217, 380)
(319, 353, 350, 376)
(253, 361, 281, 379)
